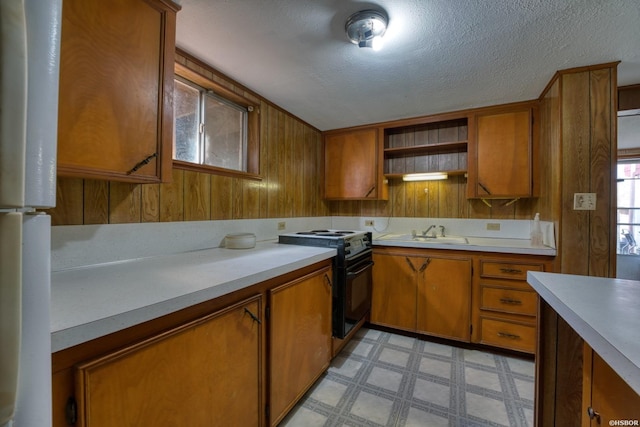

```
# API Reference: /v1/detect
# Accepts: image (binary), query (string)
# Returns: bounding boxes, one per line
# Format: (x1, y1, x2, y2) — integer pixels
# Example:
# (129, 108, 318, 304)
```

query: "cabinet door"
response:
(585, 350, 640, 424)
(371, 253, 418, 331)
(57, 0, 178, 182)
(75, 296, 262, 427)
(469, 108, 533, 198)
(324, 128, 383, 199)
(269, 267, 332, 426)
(417, 257, 472, 341)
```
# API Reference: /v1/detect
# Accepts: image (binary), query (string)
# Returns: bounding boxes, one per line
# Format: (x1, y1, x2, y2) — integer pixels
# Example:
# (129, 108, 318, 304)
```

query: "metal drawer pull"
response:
(499, 268, 523, 274)
(499, 298, 522, 305)
(497, 332, 521, 340)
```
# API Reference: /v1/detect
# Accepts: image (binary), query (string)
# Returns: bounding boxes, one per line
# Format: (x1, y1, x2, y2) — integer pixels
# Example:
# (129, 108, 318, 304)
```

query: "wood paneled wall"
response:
(328, 173, 540, 220)
(558, 66, 617, 277)
(535, 62, 617, 427)
(47, 53, 329, 225)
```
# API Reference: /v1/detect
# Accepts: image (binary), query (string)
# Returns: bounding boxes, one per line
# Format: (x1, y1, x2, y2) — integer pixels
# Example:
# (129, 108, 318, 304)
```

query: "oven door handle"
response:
(346, 260, 374, 277)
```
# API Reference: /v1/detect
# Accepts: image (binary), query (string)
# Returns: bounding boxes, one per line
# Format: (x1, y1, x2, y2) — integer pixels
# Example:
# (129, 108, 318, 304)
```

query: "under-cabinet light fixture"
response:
(345, 9, 388, 50)
(402, 172, 449, 182)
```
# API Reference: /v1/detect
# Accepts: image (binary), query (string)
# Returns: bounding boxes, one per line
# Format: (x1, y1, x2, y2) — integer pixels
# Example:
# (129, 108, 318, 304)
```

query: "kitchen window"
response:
(172, 64, 260, 179)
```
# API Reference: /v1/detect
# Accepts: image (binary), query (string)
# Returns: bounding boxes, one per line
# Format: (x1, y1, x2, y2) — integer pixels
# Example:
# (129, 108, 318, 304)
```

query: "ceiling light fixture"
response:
(402, 172, 449, 182)
(345, 9, 388, 51)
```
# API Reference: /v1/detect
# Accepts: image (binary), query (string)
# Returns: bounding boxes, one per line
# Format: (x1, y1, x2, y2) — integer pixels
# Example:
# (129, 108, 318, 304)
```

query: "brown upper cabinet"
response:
(467, 103, 538, 199)
(323, 127, 388, 200)
(57, 0, 180, 183)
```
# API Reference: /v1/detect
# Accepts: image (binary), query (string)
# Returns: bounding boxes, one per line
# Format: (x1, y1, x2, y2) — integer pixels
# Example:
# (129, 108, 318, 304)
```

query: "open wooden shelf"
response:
(384, 141, 468, 157)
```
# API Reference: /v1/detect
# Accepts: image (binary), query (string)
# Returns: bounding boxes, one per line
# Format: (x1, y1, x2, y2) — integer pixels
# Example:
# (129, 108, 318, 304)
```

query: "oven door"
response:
(337, 250, 374, 338)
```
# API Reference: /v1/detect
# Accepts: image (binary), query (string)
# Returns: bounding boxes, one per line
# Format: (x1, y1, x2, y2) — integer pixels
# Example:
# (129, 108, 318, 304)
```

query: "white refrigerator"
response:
(0, 0, 61, 426)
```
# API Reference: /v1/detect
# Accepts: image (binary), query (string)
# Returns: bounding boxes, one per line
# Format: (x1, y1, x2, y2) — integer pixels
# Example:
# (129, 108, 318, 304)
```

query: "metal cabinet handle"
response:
(243, 307, 261, 324)
(586, 407, 601, 423)
(499, 298, 522, 305)
(478, 182, 491, 195)
(497, 332, 520, 340)
(499, 268, 523, 274)
(405, 257, 416, 272)
(323, 273, 333, 290)
(127, 152, 157, 175)
(418, 258, 431, 273)
(66, 397, 78, 425)
(365, 186, 375, 197)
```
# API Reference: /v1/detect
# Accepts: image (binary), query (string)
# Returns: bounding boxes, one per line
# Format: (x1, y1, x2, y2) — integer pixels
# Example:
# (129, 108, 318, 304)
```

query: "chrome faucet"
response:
(422, 225, 437, 238)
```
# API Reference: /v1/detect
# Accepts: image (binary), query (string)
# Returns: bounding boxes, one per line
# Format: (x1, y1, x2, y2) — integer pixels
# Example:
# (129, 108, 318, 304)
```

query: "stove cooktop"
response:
(278, 229, 372, 260)
(287, 229, 361, 238)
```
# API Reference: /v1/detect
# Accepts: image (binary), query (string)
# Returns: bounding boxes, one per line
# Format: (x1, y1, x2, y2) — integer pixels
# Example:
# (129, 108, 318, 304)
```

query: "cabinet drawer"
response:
(481, 286, 537, 316)
(480, 261, 543, 281)
(479, 318, 536, 353)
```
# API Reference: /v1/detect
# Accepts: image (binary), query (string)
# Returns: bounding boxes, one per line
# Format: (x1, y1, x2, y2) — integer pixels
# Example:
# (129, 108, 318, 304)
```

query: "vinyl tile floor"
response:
(280, 328, 535, 427)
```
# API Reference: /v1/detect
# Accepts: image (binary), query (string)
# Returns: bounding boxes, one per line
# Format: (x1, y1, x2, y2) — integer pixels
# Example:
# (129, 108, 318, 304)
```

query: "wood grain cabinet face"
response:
(268, 267, 333, 427)
(371, 249, 471, 342)
(468, 107, 534, 198)
(583, 346, 640, 425)
(57, 0, 179, 183)
(74, 296, 262, 427)
(473, 258, 547, 354)
(371, 252, 418, 331)
(323, 128, 387, 200)
(416, 257, 472, 341)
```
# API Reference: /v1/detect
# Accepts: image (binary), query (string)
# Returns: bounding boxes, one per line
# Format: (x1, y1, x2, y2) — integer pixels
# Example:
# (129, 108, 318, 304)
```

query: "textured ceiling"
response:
(175, 0, 640, 131)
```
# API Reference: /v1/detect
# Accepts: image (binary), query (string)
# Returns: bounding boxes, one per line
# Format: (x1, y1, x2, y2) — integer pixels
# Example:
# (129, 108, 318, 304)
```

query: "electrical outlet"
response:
(486, 223, 500, 231)
(277, 221, 286, 230)
(573, 193, 596, 210)
(364, 219, 375, 227)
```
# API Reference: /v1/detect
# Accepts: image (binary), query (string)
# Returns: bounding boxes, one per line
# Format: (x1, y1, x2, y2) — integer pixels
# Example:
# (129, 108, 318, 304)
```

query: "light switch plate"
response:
(277, 221, 286, 230)
(573, 193, 596, 210)
(364, 219, 375, 227)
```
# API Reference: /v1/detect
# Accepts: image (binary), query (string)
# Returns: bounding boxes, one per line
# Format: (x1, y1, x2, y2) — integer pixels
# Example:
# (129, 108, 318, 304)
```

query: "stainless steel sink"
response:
(376, 233, 468, 245)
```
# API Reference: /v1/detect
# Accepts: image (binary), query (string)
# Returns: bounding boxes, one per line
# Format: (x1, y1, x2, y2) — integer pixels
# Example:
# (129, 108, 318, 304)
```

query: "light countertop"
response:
(51, 242, 335, 352)
(373, 235, 557, 256)
(527, 271, 640, 395)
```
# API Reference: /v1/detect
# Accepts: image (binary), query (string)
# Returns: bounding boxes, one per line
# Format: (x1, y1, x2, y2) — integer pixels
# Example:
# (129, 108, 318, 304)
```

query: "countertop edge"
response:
(373, 240, 557, 256)
(51, 248, 335, 353)
(527, 271, 640, 395)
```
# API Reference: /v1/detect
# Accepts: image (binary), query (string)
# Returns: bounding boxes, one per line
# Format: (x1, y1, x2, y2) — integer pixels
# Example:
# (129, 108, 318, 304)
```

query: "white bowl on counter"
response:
(224, 233, 256, 249)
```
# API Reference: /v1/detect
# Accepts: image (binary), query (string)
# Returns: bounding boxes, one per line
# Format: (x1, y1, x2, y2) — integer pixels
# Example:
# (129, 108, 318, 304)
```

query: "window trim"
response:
(173, 62, 261, 180)
(616, 158, 640, 255)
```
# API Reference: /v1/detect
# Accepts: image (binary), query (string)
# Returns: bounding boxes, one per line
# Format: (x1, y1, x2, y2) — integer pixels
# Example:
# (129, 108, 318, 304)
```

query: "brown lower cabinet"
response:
(472, 257, 551, 353)
(582, 344, 640, 425)
(536, 302, 640, 426)
(269, 266, 332, 426)
(75, 297, 262, 427)
(372, 246, 554, 353)
(371, 247, 472, 342)
(52, 260, 333, 427)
